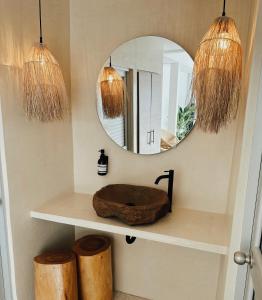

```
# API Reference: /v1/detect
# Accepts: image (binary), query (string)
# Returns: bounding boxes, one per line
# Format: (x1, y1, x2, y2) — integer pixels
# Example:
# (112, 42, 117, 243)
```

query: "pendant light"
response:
(23, 0, 68, 122)
(100, 57, 124, 118)
(192, 0, 242, 133)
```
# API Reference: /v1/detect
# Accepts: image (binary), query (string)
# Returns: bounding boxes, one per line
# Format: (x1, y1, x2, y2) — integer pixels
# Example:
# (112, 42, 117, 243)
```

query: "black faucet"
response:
(155, 170, 174, 212)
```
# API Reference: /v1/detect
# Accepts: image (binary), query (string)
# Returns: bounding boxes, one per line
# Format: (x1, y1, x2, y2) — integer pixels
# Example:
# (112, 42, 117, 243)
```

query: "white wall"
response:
(0, 0, 75, 299)
(111, 36, 163, 74)
(70, 0, 253, 299)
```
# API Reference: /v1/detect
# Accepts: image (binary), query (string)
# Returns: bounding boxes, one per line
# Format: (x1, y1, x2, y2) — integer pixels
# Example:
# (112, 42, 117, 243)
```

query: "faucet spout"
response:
(154, 170, 174, 212)
(154, 174, 169, 185)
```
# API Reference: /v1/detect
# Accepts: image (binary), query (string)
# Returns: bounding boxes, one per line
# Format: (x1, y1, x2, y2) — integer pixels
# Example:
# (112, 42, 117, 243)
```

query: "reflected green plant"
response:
(176, 103, 196, 141)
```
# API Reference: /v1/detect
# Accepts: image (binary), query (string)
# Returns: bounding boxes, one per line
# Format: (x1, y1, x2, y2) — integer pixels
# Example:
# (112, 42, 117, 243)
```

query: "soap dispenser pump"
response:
(97, 149, 108, 176)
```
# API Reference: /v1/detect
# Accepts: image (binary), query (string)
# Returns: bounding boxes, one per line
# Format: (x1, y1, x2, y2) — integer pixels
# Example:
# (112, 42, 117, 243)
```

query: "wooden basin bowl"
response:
(93, 184, 169, 226)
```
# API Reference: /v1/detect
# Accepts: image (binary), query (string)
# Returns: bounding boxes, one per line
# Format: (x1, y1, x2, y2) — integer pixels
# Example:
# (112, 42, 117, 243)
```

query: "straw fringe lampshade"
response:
(23, 0, 68, 122)
(192, 0, 242, 133)
(100, 57, 124, 118)
(23, 44, 68, 121)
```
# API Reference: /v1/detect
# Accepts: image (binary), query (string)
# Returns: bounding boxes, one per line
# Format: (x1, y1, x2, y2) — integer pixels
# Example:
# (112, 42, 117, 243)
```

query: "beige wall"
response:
(71, 0, 251, 214)
(0, 0, 74, 299)
(70, 0, 253, 299)
(0, 0, 254, 299)
(76, 228, 221, 300)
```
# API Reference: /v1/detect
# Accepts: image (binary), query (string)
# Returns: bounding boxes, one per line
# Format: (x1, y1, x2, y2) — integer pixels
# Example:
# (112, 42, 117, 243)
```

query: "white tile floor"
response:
(114, 291, 149, 300)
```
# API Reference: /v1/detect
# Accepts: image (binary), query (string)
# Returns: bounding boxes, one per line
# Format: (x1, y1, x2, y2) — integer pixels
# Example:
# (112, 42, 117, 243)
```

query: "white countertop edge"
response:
(30, 210, 228, 255)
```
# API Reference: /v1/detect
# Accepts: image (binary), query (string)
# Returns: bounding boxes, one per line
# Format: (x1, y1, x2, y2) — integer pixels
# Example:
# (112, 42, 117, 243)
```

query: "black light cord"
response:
(109, 56, 112, 67)
(39, 0, 43, 43)
(222, 0, 226, 16)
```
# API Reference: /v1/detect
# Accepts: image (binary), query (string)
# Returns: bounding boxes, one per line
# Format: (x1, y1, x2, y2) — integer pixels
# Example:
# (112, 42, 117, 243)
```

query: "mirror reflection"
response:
(97, 36, 196, 155)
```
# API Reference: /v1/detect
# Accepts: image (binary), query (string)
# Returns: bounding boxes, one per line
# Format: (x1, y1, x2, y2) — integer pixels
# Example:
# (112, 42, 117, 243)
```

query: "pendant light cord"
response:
(39, 0, 43, 43)
(109, 56, 112, 67)
(222, 0, 226, 16)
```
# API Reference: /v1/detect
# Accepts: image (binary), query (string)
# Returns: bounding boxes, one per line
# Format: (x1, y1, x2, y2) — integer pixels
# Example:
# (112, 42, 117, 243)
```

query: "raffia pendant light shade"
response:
(23, 43, 69, 122)
(100, 66, 124, 118)
(192, 16, 242, 132)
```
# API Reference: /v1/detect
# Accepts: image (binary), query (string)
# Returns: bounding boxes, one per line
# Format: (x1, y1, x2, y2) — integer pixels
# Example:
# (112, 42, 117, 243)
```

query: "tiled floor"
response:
(114, 291, 149, 300)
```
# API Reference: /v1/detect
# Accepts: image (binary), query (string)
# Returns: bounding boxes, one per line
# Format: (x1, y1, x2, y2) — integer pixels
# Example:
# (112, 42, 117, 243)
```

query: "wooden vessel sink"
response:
(93, 184, 169, 225)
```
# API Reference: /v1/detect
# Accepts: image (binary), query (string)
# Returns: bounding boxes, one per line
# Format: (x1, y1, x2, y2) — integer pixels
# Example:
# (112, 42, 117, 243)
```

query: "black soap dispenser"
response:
(97, 149, 108, 176)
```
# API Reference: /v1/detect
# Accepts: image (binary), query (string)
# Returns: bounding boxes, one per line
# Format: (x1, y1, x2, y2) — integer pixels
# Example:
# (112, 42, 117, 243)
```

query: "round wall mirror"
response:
(96, 36, 196, 155)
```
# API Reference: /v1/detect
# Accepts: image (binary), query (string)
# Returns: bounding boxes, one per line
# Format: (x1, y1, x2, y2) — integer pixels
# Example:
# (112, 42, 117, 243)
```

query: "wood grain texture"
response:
(34, 251, 78, 300)
(74, 235, 113, 300)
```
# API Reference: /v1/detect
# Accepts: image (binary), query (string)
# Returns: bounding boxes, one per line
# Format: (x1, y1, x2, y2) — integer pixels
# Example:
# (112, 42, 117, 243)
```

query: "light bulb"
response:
(108, 74, 114, 84)
(38, 53, 46, 65)
(218, 39, 230, 50)
(217, 32, 230, 50)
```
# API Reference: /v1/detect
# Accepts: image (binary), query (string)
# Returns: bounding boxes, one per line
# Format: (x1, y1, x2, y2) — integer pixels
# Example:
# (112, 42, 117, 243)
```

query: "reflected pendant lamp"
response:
(192, 0, 242, 133)
(23, 0, 68, 122)
(100, 57, 124, 118)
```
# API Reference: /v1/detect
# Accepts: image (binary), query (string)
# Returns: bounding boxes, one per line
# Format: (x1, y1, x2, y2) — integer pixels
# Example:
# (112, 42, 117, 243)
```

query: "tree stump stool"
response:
(73, 235, 112, 300)
(34, 250, 78, 300)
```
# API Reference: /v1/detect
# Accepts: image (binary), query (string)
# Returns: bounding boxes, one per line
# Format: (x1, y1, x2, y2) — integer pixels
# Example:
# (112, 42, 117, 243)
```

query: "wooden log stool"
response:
(73, 235, 112, 300)
(34, 250, 78, 300)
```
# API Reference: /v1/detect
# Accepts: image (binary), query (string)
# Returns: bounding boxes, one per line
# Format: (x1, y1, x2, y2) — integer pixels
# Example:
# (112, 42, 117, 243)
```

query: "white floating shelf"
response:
(31, 193, 230, 255)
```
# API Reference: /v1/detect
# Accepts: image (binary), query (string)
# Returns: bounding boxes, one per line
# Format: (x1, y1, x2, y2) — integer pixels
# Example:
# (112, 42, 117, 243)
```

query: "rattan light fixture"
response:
(100, 57, 124, 118)
(192, 0, 242, 133)
(23, 0, 68, 122)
